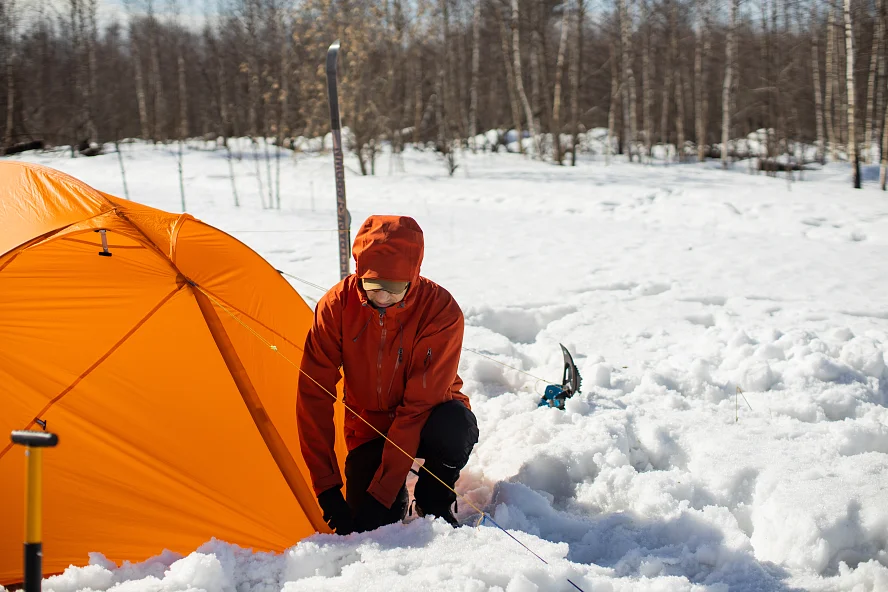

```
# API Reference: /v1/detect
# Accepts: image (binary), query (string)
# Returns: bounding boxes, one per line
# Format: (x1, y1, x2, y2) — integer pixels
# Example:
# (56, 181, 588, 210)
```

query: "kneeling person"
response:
(297, 215, 479, 534)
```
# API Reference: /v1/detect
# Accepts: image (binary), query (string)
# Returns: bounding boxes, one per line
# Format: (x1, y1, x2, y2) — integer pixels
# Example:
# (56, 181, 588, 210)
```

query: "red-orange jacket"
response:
(296, 216, 468, 508)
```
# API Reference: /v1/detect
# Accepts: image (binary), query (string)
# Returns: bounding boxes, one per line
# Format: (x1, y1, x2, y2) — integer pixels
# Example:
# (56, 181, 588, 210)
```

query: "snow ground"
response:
(4, 140, 888, 592)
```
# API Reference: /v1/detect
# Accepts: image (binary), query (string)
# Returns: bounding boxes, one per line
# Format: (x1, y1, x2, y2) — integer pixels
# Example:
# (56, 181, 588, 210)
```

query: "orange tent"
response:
(0, 162, 345, 585)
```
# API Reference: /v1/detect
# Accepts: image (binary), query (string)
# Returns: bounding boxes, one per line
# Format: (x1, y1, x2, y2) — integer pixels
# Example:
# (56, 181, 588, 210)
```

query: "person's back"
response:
(297, 215, 479, 534)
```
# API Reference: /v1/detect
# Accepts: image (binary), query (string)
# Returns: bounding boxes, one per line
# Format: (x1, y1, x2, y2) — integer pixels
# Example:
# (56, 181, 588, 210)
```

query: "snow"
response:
(5, 139, 888, 591)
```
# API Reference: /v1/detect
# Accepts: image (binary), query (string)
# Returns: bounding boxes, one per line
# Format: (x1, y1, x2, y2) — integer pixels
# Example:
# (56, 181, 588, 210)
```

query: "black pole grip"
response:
(24, 543, 42, 592)
(11, 431, 59, 448)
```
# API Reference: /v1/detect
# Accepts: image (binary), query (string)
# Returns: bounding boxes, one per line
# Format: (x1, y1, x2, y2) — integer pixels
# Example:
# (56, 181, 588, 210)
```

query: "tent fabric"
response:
(0, 162, 345, 585)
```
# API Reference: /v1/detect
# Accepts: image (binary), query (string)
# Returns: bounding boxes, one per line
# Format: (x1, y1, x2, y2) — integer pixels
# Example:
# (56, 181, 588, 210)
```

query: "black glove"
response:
(317, 487, 355, 535)
(354, 494, 397, 533)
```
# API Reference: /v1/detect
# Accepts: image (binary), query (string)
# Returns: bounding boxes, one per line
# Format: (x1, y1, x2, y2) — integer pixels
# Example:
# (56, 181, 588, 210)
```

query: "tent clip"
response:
(35, 418, 47, 431)
(95, 229, 112, 257)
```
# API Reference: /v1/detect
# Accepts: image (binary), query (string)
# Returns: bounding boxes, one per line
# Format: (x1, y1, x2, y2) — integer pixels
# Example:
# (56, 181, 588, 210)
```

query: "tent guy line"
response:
(194, 282, 589, 592)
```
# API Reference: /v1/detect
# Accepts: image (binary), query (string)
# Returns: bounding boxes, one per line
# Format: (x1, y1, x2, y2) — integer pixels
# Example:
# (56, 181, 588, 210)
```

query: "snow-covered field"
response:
(4, 141, 888, 591)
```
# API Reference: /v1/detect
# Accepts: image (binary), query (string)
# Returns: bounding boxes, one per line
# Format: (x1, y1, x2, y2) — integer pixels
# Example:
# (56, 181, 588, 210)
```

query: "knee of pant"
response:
(421, 403, 479, 466)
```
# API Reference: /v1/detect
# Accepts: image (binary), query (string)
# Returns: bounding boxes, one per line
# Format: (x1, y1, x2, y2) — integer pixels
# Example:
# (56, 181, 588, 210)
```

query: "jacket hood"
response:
(352, 215, 424, 283)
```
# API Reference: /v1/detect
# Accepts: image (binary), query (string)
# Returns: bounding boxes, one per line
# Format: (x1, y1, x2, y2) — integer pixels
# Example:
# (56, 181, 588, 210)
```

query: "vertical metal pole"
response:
(24, 448, 43, 592)
(326, 40, 351, 281)
(12, 430, 59, 592)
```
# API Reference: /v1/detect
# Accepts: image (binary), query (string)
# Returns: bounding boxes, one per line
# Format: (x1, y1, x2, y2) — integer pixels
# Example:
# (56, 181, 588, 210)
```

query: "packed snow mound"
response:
(6, 141, 888, 591)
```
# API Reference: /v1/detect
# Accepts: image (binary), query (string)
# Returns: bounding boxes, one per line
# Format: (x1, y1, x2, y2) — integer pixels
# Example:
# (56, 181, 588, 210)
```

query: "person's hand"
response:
(354, 494, 395, 533)
(317, 487, 355, 535)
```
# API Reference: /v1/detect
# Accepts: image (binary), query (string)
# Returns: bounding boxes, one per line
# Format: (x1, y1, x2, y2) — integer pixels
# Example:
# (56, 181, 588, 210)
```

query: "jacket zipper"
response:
(385, 321, 405, 402)
(422, 347, 432, 389)
(376, 309, 386, 409)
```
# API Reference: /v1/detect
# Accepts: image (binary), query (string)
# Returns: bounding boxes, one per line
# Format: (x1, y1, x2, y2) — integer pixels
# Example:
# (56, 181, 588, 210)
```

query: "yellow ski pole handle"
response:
(11, 430, 59, 592)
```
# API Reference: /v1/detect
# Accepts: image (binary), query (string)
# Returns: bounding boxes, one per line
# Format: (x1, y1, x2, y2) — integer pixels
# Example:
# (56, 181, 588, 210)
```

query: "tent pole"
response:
(190, 286, 329, 533)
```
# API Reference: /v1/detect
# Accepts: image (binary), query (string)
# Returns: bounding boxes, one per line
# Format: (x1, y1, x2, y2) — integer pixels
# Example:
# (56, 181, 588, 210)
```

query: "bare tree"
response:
(607, 38, 619, 164)
(825, 4, 837, 159)
(642, 0, 653, 159)
(148, 1, 165, 141)
(618, 0, 637, 160)
(468, 0, 481, 151)
(511, 0, 538, 156)
(843, 0, 857, 185)
(130, 21, 150, 140)
(864, 0, 883, 163)
(530, 2, 541, 123)
(3, 0, 17, 150)
(882, 96, 888, 189)
(569, 0, 583, 165)
(9, 0, 888, 181)
(810, 0, 825, 164)
(661, 0, 674, 149)
(670, 0, 685, 161)
(85, 0, 98, 142)
(695, 0, 711, 161)
(552, 0, 571, 164)
(722, 0, 738, 168)
(498, 1, 523, 152)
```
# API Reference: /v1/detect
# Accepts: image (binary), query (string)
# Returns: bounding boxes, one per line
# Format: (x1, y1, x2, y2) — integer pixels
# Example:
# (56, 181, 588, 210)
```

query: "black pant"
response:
(345, 400, 479, 528)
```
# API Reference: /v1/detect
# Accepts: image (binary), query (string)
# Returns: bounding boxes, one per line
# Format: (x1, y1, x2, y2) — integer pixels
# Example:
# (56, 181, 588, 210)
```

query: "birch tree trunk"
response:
(277, 15, 288, 208)
(607, 40, 619, 165)
(86, 0, 98, 142)
(4, 0, 17, 149)
(511, 0, 538, 156)
(149, 12, 165, 141)
(825, 6, 837, 159)
(131, 26, 150, 140)
(642, 0, 652, 159)
(538, 1, 553, 149)
(722, 0, 738, 168)
(695, 0, 710, 161)
(216, 27, 230, 138)
(69, 0, 81, 152)
(530, 4, 541, 122)
(569, 0, 583, 165)
(552, 0, 571, 165)
(661, 0, 673, 147)
(671, 0, 685, 161)
(843, 0, 856, 179)
(455, 0, 469, 141)
(878, 5, 887, 165)
(836, 2, 847, 149)
(882, 96, 888, 188)
(441, 0, 453, 146)
(864, 0, 883, 163)
(498, 3, 523, 153)
(469, 0, 481, 151)
(279, 16, 289, 146)
(811, 2, 825, 164)
(618, 0, 637, 161)
(178, 50, 188, 140)
(75, 0, 91, 144)
(413, 47, 423, 145)
(246, 1, 260, 138)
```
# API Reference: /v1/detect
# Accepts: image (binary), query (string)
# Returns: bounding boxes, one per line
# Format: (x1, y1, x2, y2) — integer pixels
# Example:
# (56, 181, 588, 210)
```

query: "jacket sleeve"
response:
(296, 285, 345, 496)
(367, 292, 465, 507)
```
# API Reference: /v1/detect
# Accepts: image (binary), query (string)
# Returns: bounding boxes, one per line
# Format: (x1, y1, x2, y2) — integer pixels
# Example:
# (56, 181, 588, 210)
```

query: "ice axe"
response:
(538, 344, 583, 410)
(11, 429, 59, 592)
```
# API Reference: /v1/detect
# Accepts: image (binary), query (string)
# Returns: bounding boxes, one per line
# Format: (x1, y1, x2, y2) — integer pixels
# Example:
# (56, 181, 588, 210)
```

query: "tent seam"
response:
(0, 285, 184, 463)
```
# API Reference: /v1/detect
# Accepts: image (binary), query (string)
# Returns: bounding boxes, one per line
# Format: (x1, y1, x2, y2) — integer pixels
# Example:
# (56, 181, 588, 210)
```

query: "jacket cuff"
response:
(367, 478, 401, 509)
(312, 472, 344, 497)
